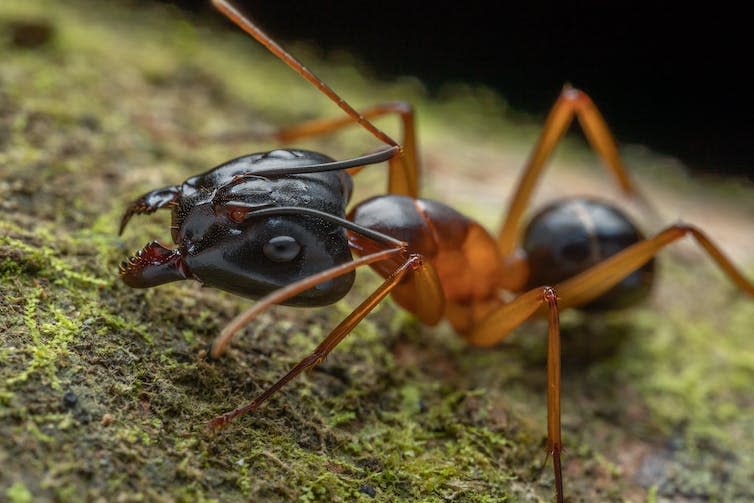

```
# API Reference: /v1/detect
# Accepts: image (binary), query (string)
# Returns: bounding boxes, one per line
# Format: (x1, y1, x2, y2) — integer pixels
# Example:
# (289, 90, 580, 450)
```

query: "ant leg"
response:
(273, 102, 419, 198)
(210, 247, 403, 358)
(465, 223, 754, 503)
(208, 253, 444, 430)
(553, 223, 754, 309)
(465, 286, 564, 503)
(199, 104, 417, 196)
(209, 206, 419, 358)
(474, 224, 753, 346)
(497, 86, 649, 257)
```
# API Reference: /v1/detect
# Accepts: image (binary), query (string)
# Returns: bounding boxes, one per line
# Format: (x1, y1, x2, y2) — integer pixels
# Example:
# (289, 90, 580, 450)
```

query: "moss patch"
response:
(1, 1, 754, 502)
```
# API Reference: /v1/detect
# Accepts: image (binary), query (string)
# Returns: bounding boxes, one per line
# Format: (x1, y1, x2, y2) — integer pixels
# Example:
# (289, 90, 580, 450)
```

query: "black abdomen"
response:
(523, 198, 655, 310)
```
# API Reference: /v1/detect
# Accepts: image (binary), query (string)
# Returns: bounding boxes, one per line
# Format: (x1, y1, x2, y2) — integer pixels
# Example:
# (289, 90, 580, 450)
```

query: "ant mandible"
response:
(116, 1, 754, 501)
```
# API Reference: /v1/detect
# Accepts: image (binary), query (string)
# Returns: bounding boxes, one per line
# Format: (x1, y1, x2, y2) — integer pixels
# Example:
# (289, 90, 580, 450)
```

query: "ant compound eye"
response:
(263, 236, 301, 262)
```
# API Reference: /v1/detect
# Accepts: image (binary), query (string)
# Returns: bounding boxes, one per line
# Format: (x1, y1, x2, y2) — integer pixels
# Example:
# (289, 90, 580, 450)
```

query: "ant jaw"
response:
(119, 241, 189, 288)
(119, 186, 181, 235)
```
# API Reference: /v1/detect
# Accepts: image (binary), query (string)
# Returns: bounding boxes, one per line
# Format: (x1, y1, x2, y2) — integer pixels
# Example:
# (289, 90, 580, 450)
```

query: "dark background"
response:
(161, 1, 754, 181)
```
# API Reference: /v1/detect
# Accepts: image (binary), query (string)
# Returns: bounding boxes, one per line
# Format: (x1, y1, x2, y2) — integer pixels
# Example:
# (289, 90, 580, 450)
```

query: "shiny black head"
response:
(119, 149, 355, 306)
(522, 198, 655, 310)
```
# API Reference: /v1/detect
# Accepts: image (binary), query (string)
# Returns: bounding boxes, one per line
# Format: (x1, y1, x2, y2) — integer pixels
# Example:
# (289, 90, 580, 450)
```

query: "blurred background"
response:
(157, 0, 754, 182)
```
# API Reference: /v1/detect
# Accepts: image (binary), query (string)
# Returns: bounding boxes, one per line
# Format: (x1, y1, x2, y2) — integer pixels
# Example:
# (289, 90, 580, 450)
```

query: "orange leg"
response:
(497, 86, 649, 257)
(466, 222, 754, 503)
(209, 247, 402, 359)
(464, 287, 563, 503)
(208, 253, 444, 430)
(553, 223, 754, 309)
(466, 224, 754, 501)
(208, 205, 413, 358)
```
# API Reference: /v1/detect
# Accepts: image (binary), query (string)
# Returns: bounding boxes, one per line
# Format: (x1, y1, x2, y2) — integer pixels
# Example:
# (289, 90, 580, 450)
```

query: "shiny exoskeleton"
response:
(120, 149, 357, 305)
(118, 2, 754, 503)
(522, 198, 655, 310)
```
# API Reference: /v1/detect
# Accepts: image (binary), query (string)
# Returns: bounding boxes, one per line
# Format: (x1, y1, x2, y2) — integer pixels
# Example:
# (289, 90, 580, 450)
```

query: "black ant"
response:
(117, 1, 754, 501)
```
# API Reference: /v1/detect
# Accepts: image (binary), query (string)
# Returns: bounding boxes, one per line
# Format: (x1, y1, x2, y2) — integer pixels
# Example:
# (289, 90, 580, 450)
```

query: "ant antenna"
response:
(212, 0, 402, 152)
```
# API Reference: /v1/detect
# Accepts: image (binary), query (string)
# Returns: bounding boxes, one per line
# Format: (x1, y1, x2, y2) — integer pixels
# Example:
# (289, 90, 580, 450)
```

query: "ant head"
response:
(179, 201, 355, 306)
(120, 150, 355, 306)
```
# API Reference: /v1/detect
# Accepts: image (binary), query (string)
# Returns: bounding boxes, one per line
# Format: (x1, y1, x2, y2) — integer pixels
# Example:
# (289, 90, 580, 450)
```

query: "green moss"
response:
(5, 482, 34, 503)
(1, 1, 754, 502)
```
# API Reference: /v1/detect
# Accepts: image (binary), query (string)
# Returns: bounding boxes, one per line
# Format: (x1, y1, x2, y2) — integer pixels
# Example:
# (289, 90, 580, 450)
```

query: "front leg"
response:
(119, 185, 181, 235)
(208, 252, 440, 429)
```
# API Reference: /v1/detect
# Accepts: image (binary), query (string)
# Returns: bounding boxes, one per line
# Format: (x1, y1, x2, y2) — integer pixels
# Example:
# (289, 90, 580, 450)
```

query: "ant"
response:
(117, 1, 754, 501)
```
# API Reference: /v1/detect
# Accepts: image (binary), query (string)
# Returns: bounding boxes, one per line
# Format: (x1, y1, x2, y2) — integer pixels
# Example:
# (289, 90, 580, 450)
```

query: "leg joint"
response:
(542, 286, 558, 304)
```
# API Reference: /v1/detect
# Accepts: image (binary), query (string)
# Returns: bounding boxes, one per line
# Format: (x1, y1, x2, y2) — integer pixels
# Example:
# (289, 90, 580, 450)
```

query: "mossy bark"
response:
(2, 1, 754, 502)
